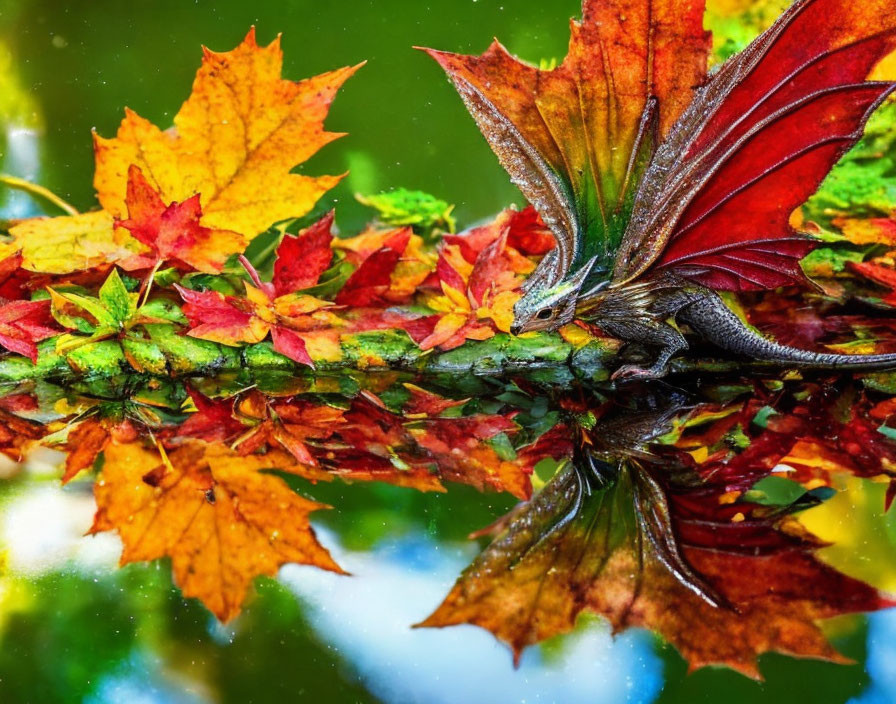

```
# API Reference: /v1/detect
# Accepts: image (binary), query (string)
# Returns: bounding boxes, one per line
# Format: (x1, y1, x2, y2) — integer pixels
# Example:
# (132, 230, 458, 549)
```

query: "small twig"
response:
(140, 259, 163, 306)
(0, 174, 79, 216)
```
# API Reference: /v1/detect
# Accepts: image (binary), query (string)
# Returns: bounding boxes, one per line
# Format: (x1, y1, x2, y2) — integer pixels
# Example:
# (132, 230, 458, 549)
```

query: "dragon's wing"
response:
(423, 60, 579, 287)
(424, 0, 709, 285)
(614, 0, 896, 291)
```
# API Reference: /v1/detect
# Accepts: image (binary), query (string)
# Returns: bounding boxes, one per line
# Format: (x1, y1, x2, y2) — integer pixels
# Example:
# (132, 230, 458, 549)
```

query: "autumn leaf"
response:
(0, 407, 50, 461)
(849, 260, 896, 306)
(117, 165, 246, 273)
(420, 458, 890, 678)
(272, 211, 335, 296)
(402, 383, 468, 417)
(0, 252, 28, 300)
(324, 396, 554, 498)
(176, 254, 336, 366)
(6, 210, 140, 275)
(417, 215, 531, 350)
(502, 206, 555, 257)
(94, 29, 360, 242)
(442, 206, 553, 261)
(231, 391, 345, 466)
(0, 298, 59, 362)
(333, 224, 434, 304)
(91, 439, 344, 622)
(176, 388, 245, 442)
(172, 391, 448, 493)
(406, 413, 534, 499)
(833, 216, 896, 247)
(61, 417, 139, 484)
(334, 227, 413, 306)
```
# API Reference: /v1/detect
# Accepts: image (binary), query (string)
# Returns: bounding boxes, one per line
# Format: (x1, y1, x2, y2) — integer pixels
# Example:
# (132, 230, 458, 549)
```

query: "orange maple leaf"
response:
(6, 29, 359, 276)
(94, 28, 361, 241)
(418, 211, 532, 350)
(91, 439, 344, 622)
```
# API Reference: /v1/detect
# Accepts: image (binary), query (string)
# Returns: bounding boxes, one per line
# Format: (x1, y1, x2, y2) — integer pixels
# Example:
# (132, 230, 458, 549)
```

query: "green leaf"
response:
(801, 246, 867, 277)
(752, 405, 779, 429)
(138, 297, 188, 324)
(48, 289, 115, 332)
(357, 188, 456, 236)
(98, 269, 137, 325)
(488, 432, 517, 461)
(744, 476, 809, 507)
(806, 102, 896, 222)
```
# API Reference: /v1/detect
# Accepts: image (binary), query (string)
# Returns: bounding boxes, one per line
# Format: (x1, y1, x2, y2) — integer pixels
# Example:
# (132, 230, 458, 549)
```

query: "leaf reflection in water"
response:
(421, 380, 896, 678)
(2, 367, 896, 677)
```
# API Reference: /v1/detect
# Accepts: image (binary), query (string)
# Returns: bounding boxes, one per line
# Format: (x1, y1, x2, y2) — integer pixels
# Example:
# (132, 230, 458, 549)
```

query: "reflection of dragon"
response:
(420, 379, 893, 675)
(428, 0, 896, 378)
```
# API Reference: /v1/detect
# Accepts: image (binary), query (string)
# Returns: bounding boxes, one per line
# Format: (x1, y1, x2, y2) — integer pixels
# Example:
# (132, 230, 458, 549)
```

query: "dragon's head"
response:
(510, 257, 598, 335)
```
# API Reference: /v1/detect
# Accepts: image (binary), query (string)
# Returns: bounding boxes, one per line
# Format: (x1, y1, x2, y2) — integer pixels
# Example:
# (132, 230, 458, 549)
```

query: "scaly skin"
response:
(578, 274, 896, 379)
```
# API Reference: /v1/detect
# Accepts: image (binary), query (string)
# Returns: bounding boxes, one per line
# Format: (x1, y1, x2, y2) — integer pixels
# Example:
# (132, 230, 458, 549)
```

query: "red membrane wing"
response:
(656, 84, 893, 290)
(617, 0, 896, 290)
(687, 0, 896, 159)
(670, 240, 815, 291)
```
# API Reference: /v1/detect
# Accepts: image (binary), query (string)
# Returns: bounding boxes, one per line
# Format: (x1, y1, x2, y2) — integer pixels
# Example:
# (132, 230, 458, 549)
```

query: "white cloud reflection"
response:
(1, 480, 664, 703)
(281, 534, 664, 704)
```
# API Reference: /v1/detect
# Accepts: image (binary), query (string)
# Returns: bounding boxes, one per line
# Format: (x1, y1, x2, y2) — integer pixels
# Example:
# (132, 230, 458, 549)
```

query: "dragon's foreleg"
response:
(597, 318, 688, 380)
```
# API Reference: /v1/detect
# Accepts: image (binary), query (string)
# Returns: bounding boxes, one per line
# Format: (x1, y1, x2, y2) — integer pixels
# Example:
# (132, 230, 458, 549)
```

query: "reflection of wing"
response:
(419, 452, 886, 677)
(424, 0, 709, 284)
(614, 0, 896, 291)
(419, 459, 717, 662)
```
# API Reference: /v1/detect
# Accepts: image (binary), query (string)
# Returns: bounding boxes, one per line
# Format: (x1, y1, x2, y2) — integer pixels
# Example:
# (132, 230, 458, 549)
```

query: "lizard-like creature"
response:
(427, 0, 896, 378)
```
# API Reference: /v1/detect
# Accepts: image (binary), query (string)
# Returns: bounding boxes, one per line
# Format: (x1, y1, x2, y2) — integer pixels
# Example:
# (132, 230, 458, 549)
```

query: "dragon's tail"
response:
(680, 292, 896, 371)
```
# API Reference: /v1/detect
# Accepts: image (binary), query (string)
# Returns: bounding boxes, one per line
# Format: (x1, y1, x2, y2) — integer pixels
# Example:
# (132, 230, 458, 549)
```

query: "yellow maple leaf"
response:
(6, 29, 358, 275)
(91, 440, 344, 622)
(7, 211, 144, 274)
(94, 28, 361, 239)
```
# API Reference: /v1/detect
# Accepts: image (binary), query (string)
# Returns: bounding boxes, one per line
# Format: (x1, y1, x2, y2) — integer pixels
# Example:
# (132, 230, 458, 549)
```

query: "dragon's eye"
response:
(536, 308, 554, 321)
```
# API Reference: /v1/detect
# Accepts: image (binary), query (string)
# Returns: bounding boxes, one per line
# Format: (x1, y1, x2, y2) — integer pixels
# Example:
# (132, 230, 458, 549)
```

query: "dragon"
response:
(425, 0, 896, 378)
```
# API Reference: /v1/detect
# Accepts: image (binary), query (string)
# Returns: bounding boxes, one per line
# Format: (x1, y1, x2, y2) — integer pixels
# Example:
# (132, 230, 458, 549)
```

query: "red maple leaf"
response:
(335, 228, 411, 306)
(0, 299, 59, 362)
(176, 216, 341, 366)
(272, 211, 335, 296)
(118, 165, 247, 274)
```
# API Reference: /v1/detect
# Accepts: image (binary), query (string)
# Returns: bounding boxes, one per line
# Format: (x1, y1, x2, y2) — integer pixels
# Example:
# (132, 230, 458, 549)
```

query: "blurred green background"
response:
(0, 0, 589, 230)
(3, 1, 896, 703)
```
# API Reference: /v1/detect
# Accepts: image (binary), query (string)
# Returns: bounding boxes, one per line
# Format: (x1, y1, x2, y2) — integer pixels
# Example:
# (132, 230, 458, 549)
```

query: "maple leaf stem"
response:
(238, 254, 266, 290)
(139, 259, 164, 307)
(0, 174, 79, 216)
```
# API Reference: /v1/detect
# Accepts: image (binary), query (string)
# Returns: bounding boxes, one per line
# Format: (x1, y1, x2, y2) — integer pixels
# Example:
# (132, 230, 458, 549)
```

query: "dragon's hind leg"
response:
(598, 319, 688, 380)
